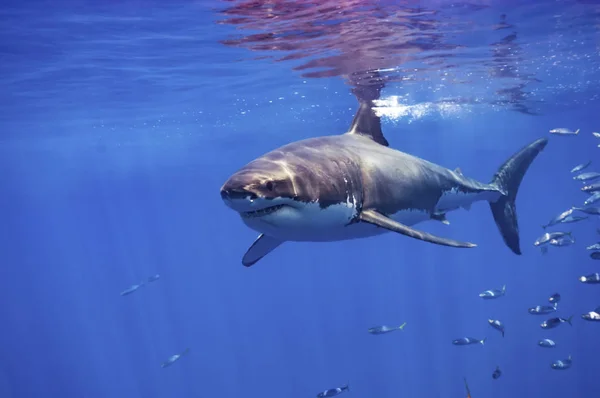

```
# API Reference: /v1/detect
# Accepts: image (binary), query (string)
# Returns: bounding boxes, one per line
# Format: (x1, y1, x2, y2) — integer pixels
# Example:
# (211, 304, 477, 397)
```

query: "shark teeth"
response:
(243, 204, 285, 218)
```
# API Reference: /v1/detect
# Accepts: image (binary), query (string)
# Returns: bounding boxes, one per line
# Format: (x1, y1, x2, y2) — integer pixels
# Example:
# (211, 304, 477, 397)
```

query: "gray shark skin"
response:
(220, 75, 548, 267)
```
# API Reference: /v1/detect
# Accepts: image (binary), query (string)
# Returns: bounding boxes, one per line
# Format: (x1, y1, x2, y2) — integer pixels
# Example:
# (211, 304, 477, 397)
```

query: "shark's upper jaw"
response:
(241, 204, 286, 218)
(220, 186, 293, 216)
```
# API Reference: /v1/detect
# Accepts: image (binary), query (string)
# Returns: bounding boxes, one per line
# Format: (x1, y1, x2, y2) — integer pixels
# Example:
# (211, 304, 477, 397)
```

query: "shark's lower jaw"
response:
(241, 204, 286, 218)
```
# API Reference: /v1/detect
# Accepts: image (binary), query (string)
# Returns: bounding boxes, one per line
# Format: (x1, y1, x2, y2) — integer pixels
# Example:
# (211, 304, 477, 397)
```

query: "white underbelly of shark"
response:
(240, 193, 481, 242)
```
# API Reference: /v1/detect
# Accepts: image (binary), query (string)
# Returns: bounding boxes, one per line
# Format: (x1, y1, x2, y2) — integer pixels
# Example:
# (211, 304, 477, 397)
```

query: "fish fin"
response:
(242, 234, 284, 267)
(346, 102, 388, 146)
(432, 212, 450, 225)
(359, 209, 476, 248)
(502, 331, 505, 338)
(575, 129, 580, 134)
(480, 338, 486, 345)
(489, 138, 548, 255)
(398, 322, 407, 330)
(346, 70, 388, 146)
(566, 315, 573, 326)
(501, 284, 506, 294)
(454, 167, 463, 175)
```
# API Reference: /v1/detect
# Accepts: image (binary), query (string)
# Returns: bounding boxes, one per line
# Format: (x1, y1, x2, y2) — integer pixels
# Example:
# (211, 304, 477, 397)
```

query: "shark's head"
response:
(220, 157, 302, 214)
(220, 143, 363, 240)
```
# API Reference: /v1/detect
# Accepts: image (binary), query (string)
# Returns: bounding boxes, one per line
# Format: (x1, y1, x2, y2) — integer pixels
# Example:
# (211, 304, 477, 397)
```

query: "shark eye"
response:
(265, 181, 274, 191)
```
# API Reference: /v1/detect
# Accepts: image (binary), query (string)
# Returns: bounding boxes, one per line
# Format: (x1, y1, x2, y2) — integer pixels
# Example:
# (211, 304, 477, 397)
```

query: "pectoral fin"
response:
(359, 209, 476, 248)
(242, 234, 284, 267)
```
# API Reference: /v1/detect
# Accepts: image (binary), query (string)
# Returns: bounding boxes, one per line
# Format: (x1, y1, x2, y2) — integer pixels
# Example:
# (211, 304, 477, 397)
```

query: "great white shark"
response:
(220, 80, 548, 267)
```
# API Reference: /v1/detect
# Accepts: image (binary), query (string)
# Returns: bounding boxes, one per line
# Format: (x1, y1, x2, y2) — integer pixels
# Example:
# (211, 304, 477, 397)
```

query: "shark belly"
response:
(242, 201, 434, 242)
(435, 186, 501, 213)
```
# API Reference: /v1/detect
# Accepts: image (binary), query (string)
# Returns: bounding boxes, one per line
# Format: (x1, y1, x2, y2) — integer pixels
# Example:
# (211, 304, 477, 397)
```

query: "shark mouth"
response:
(242, 204, 286, 218)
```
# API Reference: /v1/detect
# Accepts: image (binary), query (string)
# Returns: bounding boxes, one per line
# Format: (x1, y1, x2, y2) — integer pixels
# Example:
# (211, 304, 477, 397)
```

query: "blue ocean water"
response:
(1, 0, 599, 397)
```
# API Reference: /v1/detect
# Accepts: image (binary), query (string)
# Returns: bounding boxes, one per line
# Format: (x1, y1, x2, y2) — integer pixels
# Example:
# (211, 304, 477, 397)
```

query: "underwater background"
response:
(1, 0, 599, 397)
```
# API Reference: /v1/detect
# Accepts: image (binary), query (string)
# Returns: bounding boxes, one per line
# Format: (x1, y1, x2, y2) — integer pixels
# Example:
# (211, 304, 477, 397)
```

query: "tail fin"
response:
(398, 322, 407, 330)
(480, 338, 486, 345)
(489, 138, 548, 254)
(501, 285, 506, 295)
(565, 316, 573, 326)
(344, 383, 350, 392)
(575, 129, 580, 135)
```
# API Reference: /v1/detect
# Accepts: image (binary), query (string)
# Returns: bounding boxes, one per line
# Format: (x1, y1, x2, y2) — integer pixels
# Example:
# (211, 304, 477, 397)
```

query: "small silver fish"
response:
(534, 232, 571, 247)
(542, 208, 573, 229)
(581, 307, 600, 322)
(488, 319, 505, 337)
(571, 161, 591, 173)
(452, 337, 486, 346)
(582, 182, 600, 193)
(551, 355, 572, 370)
(580, 273, 600, 284)
(161, 348, 190, 368)
(593, 132, 600, 138)
(368, 322, 407, 335)
(317, 384, 350, 398)
(550, 128, 579, 135)
(120, 282, 145, 296)
(538, 338, 556, 348)
(584, 192, 600, 206)
(559, 215, 587, 224)
(586, 243, 600, 250)
(541, 316, 572, 329)
(479, 285, 506, 299)
(574, 172, 600, 182)
(529, 304, 558, 315)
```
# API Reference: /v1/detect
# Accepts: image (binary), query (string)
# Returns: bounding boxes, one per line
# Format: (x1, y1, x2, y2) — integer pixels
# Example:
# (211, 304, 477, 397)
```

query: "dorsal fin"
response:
(345, 70, 389, 147)
(347, 102, 388, 146)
